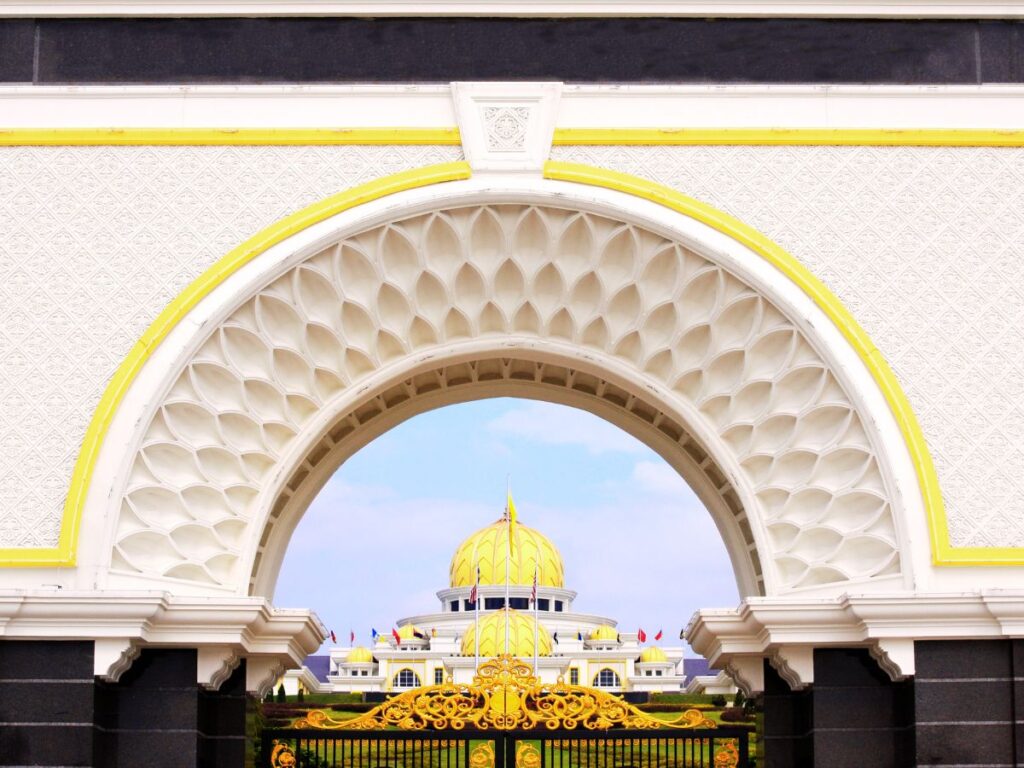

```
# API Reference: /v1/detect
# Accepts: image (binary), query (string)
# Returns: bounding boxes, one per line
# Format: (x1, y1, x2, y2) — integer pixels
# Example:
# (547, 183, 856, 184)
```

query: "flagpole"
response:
(505, 479, 511, 657)
(474, 561, 480, 671)
(533, 565, 539, 675)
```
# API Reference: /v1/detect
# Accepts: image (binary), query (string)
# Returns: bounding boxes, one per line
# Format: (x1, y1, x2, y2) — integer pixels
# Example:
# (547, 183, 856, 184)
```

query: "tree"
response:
(733, 690, 745, 708)
(297, 687, 305, 703)
(276, 683, 286, 703)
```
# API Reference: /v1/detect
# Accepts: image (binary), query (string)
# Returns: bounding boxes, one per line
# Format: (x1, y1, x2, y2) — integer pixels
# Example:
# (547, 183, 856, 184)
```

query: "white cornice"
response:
(1, 1, 1023, 17)
(686, 591, 1024, 691)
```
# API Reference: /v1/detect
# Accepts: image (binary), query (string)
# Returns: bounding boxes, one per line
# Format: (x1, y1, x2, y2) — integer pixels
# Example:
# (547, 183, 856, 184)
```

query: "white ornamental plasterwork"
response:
(112, 204, 901, 594)
(552, 145, 1024, 549)
(483, 107, 531, 152)
(0, 144, 462, 549)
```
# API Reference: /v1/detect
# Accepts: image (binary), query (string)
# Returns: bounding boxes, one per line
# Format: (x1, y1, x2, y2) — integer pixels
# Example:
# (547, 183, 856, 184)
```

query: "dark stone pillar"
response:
(810, 648, 914, 768)
(914, 639, 1016, 766)
(761, 660, 813, 768)
(198, 661, 247, 767)
(0, 640, 96, 766)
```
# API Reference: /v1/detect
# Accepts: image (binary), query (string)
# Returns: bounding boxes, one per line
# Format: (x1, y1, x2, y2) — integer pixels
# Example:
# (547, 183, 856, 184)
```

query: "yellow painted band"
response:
(0, 128, 462, 146)
(0, 160, 472, 568)
(542, 160, 972, 566)
(551, 128, 1024, 146)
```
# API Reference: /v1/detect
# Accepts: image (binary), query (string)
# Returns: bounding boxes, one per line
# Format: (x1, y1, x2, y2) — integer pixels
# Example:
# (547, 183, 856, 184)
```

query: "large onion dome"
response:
(346, 647, 374, 663)
(589, 625, 619, 641)
(638, 646, 668, 663)
(450, 517, 565, 588)
(460, 609, 552, 658)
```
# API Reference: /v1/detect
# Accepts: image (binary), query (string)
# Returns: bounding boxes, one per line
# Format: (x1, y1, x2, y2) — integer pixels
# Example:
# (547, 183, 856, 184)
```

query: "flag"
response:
(432, 627, 437, 637)
(350, 630, 355, 644)
(577, 631, 583, 641)
(413, 629, 426, 639)
(469, 566, 479, 604)
(531, 569, 538, 604)
(371, 628, 379, 640)
(392, 628, 401, 644)
(330, 630, 337, 644)
(552, 632, 559, 644)
(655, 629, 663, 641)
(617, 633, 621, 643)
(638, 628, 647, 643)
(507, 492, 518, 550)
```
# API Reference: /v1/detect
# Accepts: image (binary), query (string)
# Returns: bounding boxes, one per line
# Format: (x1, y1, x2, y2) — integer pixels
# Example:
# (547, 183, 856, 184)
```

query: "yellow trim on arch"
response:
(551, 128, 1024, 147)
(542, 160, 975, 566)
(0, 127, 462, 146)
(0, 160, 472, 568)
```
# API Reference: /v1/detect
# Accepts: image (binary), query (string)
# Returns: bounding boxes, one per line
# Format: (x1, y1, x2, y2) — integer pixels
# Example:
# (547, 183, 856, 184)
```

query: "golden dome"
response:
(450, 517, 564, 588)
(638, 646, 668, 663)
(589, 625, 619, 641)
(460, 609, 552, 658)
(375, 635, 389, 645)
(396, 625, 423, 640)
(347, 647, 374, 663)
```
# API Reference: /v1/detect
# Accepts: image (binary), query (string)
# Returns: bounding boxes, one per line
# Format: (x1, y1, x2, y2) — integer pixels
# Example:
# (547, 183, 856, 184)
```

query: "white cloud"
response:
(486, 402, 645, 455)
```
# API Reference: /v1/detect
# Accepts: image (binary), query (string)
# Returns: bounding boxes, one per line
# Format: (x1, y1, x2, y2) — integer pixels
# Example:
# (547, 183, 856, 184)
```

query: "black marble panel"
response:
(0, 679, 95, 723)
(916, 722, 1015, 766)
(0, 723, 94, 766)
(915, 639, 1012, 680)
(0, 20, 33, 83)
(762, 660, 814, 768)
(0, 18, 1017, 85)
(0, 639, 93, 680)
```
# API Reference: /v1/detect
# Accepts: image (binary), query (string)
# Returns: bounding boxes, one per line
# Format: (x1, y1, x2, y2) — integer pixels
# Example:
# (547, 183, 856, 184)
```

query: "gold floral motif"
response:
(270, 740, 297, 767)
(714, 740, 740, 768)
(294, 655, 717, 732)
(470, 742, 496, 768)
(516, 742, 541, 768)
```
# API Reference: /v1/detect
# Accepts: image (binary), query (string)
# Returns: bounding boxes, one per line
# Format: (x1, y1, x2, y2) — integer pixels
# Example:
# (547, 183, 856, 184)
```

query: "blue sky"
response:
(274, 398, 740, 655)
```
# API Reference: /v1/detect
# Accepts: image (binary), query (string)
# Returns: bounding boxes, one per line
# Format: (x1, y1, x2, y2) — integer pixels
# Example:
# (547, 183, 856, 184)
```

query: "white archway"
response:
(77, 178, 923, 607)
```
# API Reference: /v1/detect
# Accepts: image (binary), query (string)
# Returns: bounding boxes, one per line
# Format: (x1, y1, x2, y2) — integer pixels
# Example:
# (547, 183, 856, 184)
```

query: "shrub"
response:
(297, 688, 305, 703)
(720, 707, 754, 723)
(733, 690, 745, 708)
(710, 694, 727, 707)
(276, 684, 286, 703)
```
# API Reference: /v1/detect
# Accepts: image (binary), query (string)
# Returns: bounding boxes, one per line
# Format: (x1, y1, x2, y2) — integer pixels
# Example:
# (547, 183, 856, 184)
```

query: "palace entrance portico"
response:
(1, 74, 1024, 768)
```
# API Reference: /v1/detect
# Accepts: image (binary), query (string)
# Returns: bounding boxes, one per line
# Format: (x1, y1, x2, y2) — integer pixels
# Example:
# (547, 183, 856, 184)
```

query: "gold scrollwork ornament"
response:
(270, 740, 297, 768)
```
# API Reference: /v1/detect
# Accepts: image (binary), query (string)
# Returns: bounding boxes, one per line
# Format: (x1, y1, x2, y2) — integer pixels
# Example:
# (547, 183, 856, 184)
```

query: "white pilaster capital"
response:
(451, 81, 561, 174)
(870, 638, 915, 681)
(768, 645, 815, 690)
(94, 638, 139, 683)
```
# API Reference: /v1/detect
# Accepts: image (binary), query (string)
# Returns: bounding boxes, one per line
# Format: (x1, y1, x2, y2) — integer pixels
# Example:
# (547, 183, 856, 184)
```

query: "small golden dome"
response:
(450, 517, 564, 588)
(460, 609, 552, 658)
(396, 625, 423, 640)
(347, 647, 374, 663)
(589, 625, 619, 641)
(639, 646, 668, 663)
(375, 635, 389, 645)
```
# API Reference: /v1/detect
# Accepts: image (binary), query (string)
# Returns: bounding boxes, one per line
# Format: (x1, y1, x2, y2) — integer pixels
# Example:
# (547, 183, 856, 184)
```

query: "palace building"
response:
(283, 513, 700, 695)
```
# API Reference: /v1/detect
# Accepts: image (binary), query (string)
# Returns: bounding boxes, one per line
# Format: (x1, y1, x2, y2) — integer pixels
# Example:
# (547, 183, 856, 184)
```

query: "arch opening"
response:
(98, 193, 913, 605)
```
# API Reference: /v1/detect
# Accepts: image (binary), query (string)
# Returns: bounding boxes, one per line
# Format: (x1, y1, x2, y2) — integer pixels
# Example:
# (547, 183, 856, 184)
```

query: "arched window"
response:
(393, 669, 421, 689)
(593, 669, 621, 688)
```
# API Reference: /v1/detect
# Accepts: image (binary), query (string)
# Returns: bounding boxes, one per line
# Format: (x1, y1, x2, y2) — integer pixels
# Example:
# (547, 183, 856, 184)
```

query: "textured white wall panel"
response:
(0, 145, 462, 548)
(551, 145, 1024, 549)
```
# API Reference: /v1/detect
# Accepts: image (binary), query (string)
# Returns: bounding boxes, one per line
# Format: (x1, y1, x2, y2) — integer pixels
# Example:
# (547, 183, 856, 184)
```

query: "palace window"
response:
(655, 671, 662, 676)
(645, 670, 652, 676)
(593, 669, 621, 688)
(361, 670, 368, 676)
(537, 598, 550, 611)
(484, 598, 505, 610)
(393, 669, 421, 689)
(554, 601, 564, 612)
(509, 597, 529, 610)
(465, 600, 476, 611)
(569, 668, 579, 685)
(434, 668, 445, 684)
(450, 600, 460, 612)
(352, 670, 358, 676)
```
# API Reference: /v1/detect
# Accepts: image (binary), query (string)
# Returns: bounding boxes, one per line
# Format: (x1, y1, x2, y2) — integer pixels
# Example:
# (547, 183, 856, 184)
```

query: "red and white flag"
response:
(531, 569, 538, 604)
(655, 629, 663, 641)
(392, 627, 401, 644)
(350, 629, 356, 644)
(638, 628, 647, 643)
(469, 566, 480, 604)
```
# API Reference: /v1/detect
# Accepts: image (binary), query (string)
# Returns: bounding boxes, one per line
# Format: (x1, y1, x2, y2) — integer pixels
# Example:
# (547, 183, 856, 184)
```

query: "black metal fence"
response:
(260, 727, 749, 768)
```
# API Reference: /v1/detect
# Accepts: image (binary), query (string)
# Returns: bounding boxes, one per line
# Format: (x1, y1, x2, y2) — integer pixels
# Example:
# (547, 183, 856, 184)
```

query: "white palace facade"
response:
(285, 513, 692, 695)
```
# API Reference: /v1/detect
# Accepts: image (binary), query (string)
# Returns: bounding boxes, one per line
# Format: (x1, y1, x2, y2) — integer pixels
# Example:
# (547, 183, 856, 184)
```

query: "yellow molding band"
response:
(542, 159, 984, 566)
(0, 128, 462, 146)
(0, 160, 472, 568)
(551, 128, 1024, 146)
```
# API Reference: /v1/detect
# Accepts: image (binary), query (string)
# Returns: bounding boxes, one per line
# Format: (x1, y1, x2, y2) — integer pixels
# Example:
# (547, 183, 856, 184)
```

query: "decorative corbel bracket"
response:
(94, 638, 139, 683)
(197, 646, 242, 690)
(870, 638, 915, 681)
(769, 645, 815, 690)
(246, 656, 286, 699)
(723, 656, 765, 696)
